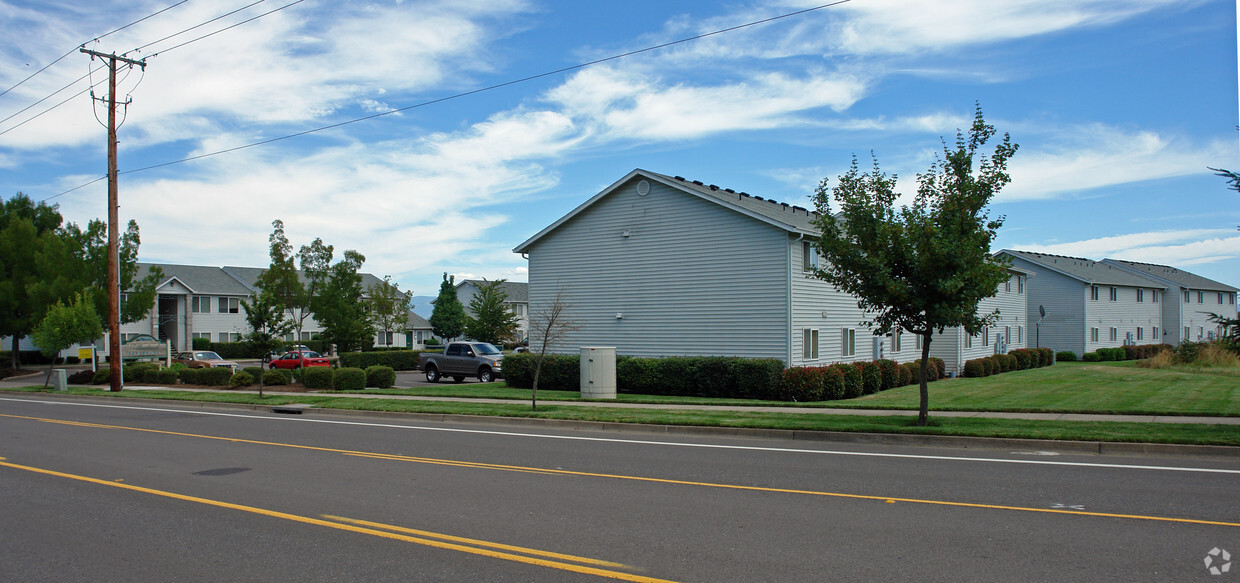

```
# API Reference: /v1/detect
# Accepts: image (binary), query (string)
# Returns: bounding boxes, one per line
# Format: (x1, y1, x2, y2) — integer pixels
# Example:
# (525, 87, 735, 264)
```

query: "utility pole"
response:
(81, 48, 145, 392)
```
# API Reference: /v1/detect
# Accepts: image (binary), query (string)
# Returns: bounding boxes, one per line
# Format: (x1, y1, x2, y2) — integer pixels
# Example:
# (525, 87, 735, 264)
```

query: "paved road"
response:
(2, 393, 1238, 581)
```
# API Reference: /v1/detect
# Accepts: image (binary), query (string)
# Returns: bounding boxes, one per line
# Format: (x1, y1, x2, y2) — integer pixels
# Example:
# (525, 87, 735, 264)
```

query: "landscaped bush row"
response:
(502, 353, 786, 399)
(338, 350, 421, 371)
(1079, 344, 1174, 362)
(962, 348, 1054, 377)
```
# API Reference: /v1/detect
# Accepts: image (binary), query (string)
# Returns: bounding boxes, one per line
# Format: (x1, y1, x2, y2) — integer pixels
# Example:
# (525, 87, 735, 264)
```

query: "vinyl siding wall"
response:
(525, 178, 790, 359)
(1083, 284, 1163, 352)
(930, 274, 1028, 374)
(790, 241, 884, 367)
(1008, 257, 1086, 355)
(1180, 288, 1239, 342)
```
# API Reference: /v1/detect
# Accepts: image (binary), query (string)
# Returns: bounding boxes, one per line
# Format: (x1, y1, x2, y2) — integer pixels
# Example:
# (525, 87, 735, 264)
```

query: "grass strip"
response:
(5, 386, 1237, 446)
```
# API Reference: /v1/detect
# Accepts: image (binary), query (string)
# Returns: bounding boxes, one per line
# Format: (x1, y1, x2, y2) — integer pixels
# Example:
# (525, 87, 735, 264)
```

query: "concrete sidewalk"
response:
(4, 371, 1238, 425)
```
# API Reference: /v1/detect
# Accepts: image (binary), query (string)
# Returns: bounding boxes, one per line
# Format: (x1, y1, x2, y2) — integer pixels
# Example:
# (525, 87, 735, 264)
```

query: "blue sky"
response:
(2, 0, 1237, 305)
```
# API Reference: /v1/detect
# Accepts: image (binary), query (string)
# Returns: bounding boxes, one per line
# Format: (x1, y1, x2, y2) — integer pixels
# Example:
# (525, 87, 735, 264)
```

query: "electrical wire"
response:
(36, 0, 852, 202)
(145, 0, 303, 58)
(123, 0, 266, 57)
(0, 0, 190, 98)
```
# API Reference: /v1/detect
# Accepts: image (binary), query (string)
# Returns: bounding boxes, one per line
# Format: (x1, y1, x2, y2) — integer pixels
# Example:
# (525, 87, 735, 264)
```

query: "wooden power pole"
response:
(81, 48, 146, 392)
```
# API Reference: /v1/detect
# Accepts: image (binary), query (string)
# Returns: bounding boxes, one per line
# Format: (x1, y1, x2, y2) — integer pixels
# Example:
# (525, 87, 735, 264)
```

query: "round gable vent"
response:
(637, 179, 650, 196)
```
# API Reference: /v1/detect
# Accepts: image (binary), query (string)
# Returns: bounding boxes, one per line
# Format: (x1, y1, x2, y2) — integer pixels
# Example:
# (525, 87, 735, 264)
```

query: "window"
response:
(1184, 290, 1191, 302)
(1018, 276, 1024, 294)
(1091, 286, 1099, 301)
(892, 332, 902, 353)
(1136, 327, 1144, 341)
(283, 333, 295, 341)
(1153, 326, 1159, 340)
(981, 327, 989, 347)
(218, 297, 239, 314)
(300, 331, 321, 341)
(1184, 326, 1191, 340)
(1219, 292, 1225, 304)
(191, 296, 210, 313)
(191, 332, 210, 340)
(1090, 328, 1099, 343)
(1004, 326, 1011, 345)
(1153, 290, 1159, 303)
(1230, 293, 1236, 305)
(841, 328, 855, 357)
(1136, 289, 1144, 302)
(964, 334, 973, 349)
(802, 329, 819, 360)
(1109, 328, 1117, 342)
(915, 334, 922, 350)
(380, 331, 394, 346)
(1198, 291, 1204, 303)
(1109, 287, 1117, 302)
(219, 332, 241, 342)
(1005, 279, 1011, 293)
(1018, 326, 1024, 343)
(802, 241, 818, 271)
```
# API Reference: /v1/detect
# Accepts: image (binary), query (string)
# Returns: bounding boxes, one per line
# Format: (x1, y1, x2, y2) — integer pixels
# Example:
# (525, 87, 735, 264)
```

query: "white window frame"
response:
(841, 328, 855, 357)
(1091, 286, 1099, 301)
(1090, 327, 1098, 343)
(802, 241, 818, 271)
(803, 329, 820, 360)
(1109, 327, 1117, 342)
(1136, 289, 1144, 302)
(1109, 287, 1118, 302)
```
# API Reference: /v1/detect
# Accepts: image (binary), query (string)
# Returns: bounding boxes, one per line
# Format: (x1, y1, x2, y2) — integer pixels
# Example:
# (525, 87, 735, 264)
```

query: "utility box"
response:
(580, 347, 617, 399)
(53, 369, 68, 392)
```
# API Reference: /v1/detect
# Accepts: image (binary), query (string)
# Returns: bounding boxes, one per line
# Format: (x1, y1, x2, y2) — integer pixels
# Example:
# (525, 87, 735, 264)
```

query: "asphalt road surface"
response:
(1, 393, 1238, 582)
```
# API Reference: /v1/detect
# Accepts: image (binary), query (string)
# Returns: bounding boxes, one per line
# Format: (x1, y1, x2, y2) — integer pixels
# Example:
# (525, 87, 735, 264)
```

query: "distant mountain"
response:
(408, 296, 436, 318)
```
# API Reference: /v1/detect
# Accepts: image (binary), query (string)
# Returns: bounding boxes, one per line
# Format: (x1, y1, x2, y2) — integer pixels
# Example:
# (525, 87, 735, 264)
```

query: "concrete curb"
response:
(5, 391, 1236, 460)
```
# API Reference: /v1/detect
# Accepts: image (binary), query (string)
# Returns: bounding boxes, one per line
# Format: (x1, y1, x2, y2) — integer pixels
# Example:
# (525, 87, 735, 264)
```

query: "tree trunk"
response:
(531, 357, 543, 411)
(12, 335, 21, 370)
(918, 332, 932, 426)
(44, 356, 56, 388)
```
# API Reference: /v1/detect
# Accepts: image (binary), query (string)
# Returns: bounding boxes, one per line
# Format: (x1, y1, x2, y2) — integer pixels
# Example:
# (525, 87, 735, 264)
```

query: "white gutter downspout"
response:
(788, 233, 804, 366)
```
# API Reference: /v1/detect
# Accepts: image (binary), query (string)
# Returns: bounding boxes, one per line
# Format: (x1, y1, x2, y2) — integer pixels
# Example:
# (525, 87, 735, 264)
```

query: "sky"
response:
(2, 0, 1238, 308)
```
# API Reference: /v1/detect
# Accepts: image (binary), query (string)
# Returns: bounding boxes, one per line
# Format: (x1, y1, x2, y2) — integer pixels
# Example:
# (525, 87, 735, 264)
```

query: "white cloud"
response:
(1001, 126, 1234, 201)
(1014, 229, 1240, 267)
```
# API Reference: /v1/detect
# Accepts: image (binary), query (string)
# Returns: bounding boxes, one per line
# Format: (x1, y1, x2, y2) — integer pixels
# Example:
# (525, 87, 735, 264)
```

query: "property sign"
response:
(78, 347, 94, 361)
(121, 334, 169, 362)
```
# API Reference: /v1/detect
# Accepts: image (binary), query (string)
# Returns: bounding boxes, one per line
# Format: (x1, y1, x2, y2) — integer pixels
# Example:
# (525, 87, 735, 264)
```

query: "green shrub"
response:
(995, 355, 1011, 373)
(199, 367, 233, 386)
(192, 337, 211, 350)
(339, 350, 421, 371)
(334, 367, 366, 390)
(616, 357, 658, 394)
(730, 358, 784, 400)
(177, 367, 201, 384)
(832, 363, 863, 399)
(979, 357, 994, 376)
(365, 365, 396, 388)
(259, 369, 286, 386)
(876, 359, 899, 390)
(67, 370, 95, 384)
(92, 367, 111, 384)
(1081, 351, 1102, 362)
(897, 363, 913, 387)
(929, 358, 946, 379)
(779, 367, 825, 401)
(1056, 351, 1077, 362)
(1010, 349, 1030, 370)
(1038, 347, 1054, 366)
(230, 371, 254, 387)
(962, 359, 985, 377)
(857, 362, 882, 395)
(126, 362, 159, 383)
(242, 366, 262, 379)
(205, 341, 262, 359)
(156, 368, 178, 384)
(302, 367, 334, 390)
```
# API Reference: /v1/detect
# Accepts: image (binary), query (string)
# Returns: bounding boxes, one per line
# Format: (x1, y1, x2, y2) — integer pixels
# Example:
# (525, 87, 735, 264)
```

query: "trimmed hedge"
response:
(199, 367, 233, 386)
(876, 359, 900, 390)
(365, 365, 396, 389)
(230, 371, 254, 387)
(832, 363, 863, 398)
(503, 353, 784, 400)
(262, 369, 289, 386)
(857, 361, 882, 395)
(1055, 351, 1076, 362)
(340, 350, 421, 371)
(334, 367, 366, 390)
(897, 363, 913, 387)
(302, 367, 334, 390)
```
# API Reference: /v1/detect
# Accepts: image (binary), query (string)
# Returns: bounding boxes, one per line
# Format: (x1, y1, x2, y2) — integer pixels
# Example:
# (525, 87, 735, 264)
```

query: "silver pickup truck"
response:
(418, 342, 504, 383)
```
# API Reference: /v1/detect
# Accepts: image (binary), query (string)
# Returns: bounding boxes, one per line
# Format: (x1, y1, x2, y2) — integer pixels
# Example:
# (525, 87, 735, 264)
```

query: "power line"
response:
(40, 0, 852, 202)
(0, 0, 296, 138)
(0, 0, 190, 99)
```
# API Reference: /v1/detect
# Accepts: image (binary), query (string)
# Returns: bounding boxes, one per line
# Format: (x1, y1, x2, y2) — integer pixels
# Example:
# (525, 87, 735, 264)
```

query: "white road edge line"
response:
(3, 396, 1238, 475)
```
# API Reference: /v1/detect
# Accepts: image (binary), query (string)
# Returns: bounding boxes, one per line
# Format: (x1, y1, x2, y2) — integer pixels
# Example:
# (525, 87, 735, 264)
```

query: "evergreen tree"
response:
(429, 273, 465, 341)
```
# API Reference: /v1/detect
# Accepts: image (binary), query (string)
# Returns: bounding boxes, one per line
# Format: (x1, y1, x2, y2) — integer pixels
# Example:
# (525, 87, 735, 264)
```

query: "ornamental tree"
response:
(810, 104, 1017, 425)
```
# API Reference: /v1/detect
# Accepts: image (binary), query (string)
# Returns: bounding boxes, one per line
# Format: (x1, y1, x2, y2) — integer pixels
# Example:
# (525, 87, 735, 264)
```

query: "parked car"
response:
(173, 351, 240, 372)
(268, 350, 331, 370)
(265, 344, 312, 362)
(418, 342, 503, 383)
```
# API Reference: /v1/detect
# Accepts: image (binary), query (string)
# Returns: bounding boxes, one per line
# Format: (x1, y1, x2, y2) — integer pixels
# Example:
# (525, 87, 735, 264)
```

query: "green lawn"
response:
(341, 361, 1240, 417)
(839, 361, 1240, 416)
(4, 385, 1237, 445)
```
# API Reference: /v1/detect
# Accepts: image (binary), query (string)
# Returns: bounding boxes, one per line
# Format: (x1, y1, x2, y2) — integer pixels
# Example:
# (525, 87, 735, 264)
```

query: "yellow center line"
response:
(4, 412, 1238, 528)
(0, 458, 675, 583)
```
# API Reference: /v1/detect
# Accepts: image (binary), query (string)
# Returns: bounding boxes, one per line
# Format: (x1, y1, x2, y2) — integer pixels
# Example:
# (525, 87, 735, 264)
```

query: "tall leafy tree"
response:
(429, 273, 465, 341)
(60, 218, 162, 334)
(463, 279, 520, 345)
(30, 292, 102, 387)
(242, 283, 294, 397)
(0, 193, 64, 369)
(314, 250, 373, 353)
(260, 220, 304, 352)
(368, 276, 411, 347)
(296, 236, 334, 345)
(810, 104, 1017, 426)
